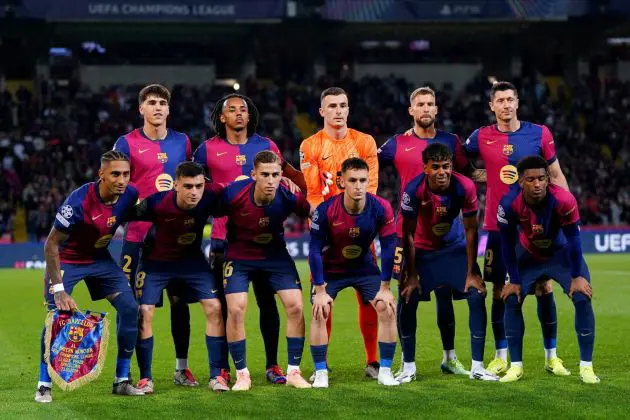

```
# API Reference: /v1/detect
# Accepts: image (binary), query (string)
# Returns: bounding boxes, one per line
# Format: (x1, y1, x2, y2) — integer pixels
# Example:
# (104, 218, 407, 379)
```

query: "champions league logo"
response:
(61, 205, 73, 219)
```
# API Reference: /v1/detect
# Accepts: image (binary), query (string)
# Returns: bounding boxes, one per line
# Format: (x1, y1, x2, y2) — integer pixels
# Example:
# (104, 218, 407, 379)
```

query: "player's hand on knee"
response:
(374, 283, 396, 317)
(569, 276, 592, 299)
(281, 176, 300, 194)
(501, 283, 521, 302)
(54, 291, 78, 312)
(320, 171, 333, 196)
(312, 291, 333, 321)
(400, 271, 420, 304)
(464, 273, 486, 295)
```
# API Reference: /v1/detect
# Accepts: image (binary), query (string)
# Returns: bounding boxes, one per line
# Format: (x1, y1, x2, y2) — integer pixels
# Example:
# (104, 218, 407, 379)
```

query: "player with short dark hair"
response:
(381, 86, 473, 381)
(463, 80, 570, 376)
(498, 156, 599, 384)
(193, 94, 305, 385)
(309, 158, 399, 388)
(217, 150, 312, 391)
(113, 84, 198, 387)
(130, 161, 229, 393)
(400, 143, 498, 382)
(35, 151, 144, 403)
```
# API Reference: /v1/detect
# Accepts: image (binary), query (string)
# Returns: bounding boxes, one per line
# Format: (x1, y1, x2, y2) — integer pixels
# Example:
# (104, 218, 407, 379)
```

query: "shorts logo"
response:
(259, 217, 270, 227)
(236, 155, 246, 166)
(499, 165, 518, 185)
(61, 205, 73, 219)
(532, 224, 544, 234)
(156, 152, 168, 164)
(349, 227, 360, 237)
(393, 265, 401, 274)
(503, 144, 514, 156)
(184, 218, 195, 226)
(435, 206, 448, 216)
(155, 173, 174, 192)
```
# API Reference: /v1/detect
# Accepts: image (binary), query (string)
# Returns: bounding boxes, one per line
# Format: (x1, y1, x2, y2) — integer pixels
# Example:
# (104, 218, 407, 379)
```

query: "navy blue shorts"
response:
(223, 258, 301, 295)
(136, 258, 217, 305)
(413, 243, 469, 300)
(516, 245, 590, 297)
(44, 258, 131, 309)
(314, 274, 381, 304)
(484, 231, 508, 285)
(211, 239, 227, 255)
(392, 236, 405, 281)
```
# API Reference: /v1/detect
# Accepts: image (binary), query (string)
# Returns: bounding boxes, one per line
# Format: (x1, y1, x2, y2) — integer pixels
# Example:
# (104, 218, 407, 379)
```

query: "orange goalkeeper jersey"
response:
(299, 128, 379, 209)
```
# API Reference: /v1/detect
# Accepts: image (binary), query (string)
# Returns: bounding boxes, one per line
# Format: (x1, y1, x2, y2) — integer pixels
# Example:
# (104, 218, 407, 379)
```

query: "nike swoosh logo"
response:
(124, 348, 134, 354)
(138, 149, 149, 154)
(486, 140, 498, 145)
(579, 332, 592, 337)
(165, 218, 176, 222)
(241, 212, 251, 216)
(332, 222, 344, 226)
(234, 359, 243, 364)
(217, 152, 227, 156)
(211, 289, 218, 293)
(421, 200, 431, 206)
(92, 214, 102, 221)
(405, 147, 416, 152)
(322, 156, 331, 160)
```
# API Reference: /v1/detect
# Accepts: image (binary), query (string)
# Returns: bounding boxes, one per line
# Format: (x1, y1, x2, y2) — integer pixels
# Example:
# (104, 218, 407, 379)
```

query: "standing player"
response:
(308, 158, 399, 388)
(193, 94, 305, 384)
(464, 81, 570, 376)
(498, 156, 598, 384)
(379, 86, 471, 381)
(400, 143, 498, 382)
(113, 84, 198, 386)
(218, 151, 312, 391)
(131, 162, 229, 393)
(299, 86, 381, 378)
(35, 151, 144, 403)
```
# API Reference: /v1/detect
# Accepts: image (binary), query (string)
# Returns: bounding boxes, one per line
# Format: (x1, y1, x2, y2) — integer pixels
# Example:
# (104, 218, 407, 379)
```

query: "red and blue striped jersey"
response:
(463, 121, 556, 232)
(192, 134, 283, 241)
(378, 129, 468, 237)
(135, 184, 225, 262)
(53, 182, 139, 264)
(498, 184, 580, 260)
(216, 179, 310, 261)
(113, 128, 191, 242)
(401, 172, 478, 251)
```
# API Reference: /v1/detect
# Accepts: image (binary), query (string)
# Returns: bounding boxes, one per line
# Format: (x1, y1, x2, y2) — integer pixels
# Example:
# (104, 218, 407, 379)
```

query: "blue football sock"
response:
(504, 294, 525, 363)
(537, 292, 557, 350)
(379, 342, 396, 369)
(287, 336, 305, 367)
(170, 301, 190, 360)
(206, 335, 225, 378)
(253, 284, 280, 369)
(136, 336, 153, 380)
(573, 293, 595, 362)
(39, 327, 51, 383)
(492, 298, 508, 350)
(310, 344, 328, 371)
(397, 288, 419, 363)
(467, 288, 487, 362)
(435, 287, 455, 351)
(228, 339, 247, 370)
(111, 291, 138, 378)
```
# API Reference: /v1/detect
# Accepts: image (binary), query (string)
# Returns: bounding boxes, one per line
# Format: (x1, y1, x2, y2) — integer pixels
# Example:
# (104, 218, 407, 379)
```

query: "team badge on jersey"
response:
(236, 155, 246, 166)
(503, 144, 514, 156)
(349, 227, 360, 237)
(106, 216, 116, 227)
(532, 224, 544, 234)
(259, 217, 270, 227)
(184, 218, 195, 227)
(435, 206, 448, 216)
(157, 152, 168, 164)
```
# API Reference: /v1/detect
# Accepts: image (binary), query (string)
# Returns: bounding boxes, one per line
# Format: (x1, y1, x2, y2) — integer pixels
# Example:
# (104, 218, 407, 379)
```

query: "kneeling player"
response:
(219, 150, 312, 391)
(498, 156, 599, 384)
(132, 162, 229, 393)
(309, 158, 399, 388)
(400, 143, 498, 381)
(36, 151, 144, 403)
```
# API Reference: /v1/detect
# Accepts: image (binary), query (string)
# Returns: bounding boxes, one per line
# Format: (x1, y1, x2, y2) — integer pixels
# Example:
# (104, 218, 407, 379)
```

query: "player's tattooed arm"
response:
(548, 160, 569, 191)
(44, 228, 78, 311)
(400, 217, 419, 303)
(463, 215, 485, 294)
(282, 161, 307, 192)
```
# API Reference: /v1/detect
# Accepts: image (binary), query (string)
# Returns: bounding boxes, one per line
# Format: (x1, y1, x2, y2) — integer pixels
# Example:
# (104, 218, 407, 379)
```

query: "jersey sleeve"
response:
(113, 136, 130, 158)
(185, 135, 192, 160)
(453, 135, 470, 173)
(463, 129, 480, 155)
(540, 125, 557, 164)
(299, 138, 324, 209)
(53, 192, 85, 233)
(462, 178, 479, 217)
(556, 191, 580, 226)
(308, 204, 329, 286)
(269, 139, 285, 164)
(292, 191, 311, 218)
(361, 134, 379, 195)
(132, 194, 158, 222)
(378, 200, 396, 238)
(377, 136, 397, 163)
(400, 178, 420, 219)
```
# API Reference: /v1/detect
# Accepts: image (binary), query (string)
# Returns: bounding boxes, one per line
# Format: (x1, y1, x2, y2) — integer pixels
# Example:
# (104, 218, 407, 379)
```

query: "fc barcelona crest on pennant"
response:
(532, 224, 544, 234)
(236, 155, 246, 166)
(106, 216, 116, 227)
(156, 152, 168, 163)
(259, 217, 270, 227)
(503, 144, 514, 156)
(349, 227, 360, 237)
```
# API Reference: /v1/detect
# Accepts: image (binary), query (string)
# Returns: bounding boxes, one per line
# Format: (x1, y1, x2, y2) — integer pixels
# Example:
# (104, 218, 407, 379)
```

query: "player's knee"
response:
(227, 300, 247, 323)
(284, 300, 303, 320)
(374, 301, 395, 322)
(492, 283, 504, 301)
(202, 299, 223, 323)
(139, 305, 154, 324)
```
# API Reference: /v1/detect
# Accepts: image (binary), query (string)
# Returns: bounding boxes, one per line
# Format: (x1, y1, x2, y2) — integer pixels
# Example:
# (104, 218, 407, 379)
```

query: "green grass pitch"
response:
(1, 255, 629, 419)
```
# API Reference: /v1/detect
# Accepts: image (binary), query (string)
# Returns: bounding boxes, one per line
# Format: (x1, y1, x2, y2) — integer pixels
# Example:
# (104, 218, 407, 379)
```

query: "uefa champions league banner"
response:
(5, 0, 286, 21)
(3, 228, 630, 269)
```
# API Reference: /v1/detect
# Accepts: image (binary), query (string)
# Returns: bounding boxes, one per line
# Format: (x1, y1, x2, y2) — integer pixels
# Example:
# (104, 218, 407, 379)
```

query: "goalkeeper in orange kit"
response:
(299, 86, 381, 378)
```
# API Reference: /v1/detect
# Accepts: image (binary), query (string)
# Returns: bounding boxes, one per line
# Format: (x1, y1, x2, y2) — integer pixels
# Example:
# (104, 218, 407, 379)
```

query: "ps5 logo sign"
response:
(594, 234, 630, 252)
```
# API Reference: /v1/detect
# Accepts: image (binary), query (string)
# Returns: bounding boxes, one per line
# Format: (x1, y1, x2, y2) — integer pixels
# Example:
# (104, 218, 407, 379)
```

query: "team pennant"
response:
(44, 310, 110, 391)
